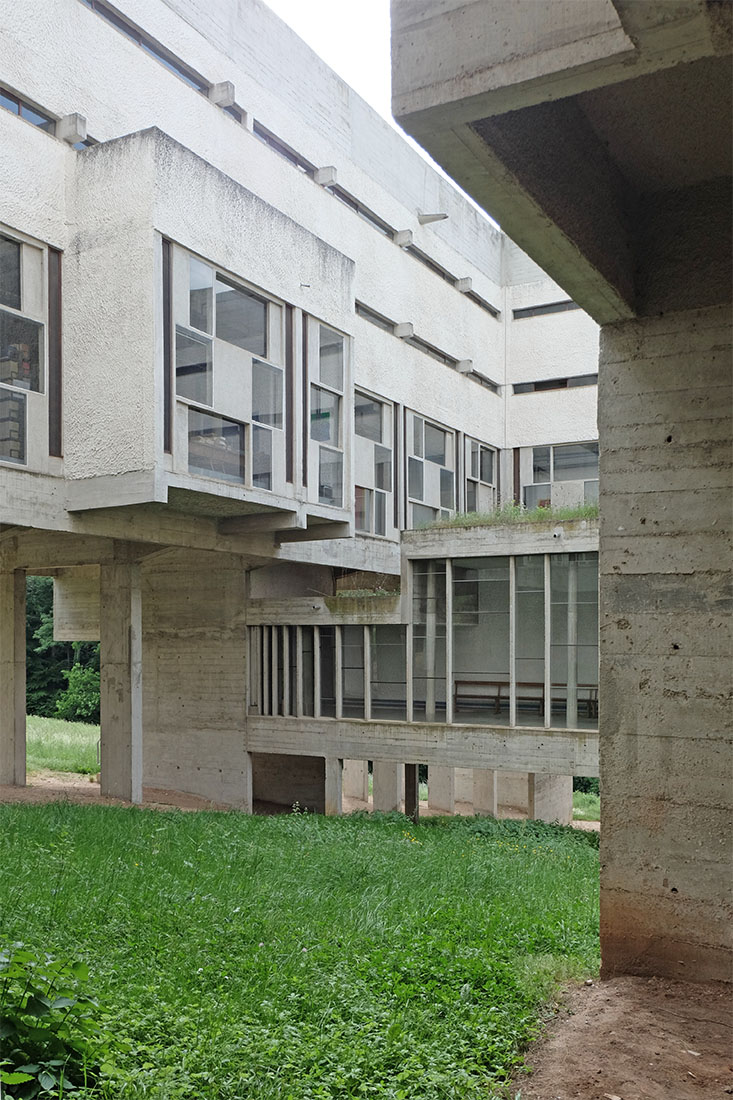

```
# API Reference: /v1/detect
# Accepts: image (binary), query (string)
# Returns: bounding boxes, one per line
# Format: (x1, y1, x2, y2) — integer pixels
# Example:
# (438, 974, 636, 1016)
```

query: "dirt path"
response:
(513, 976, 732, 1099)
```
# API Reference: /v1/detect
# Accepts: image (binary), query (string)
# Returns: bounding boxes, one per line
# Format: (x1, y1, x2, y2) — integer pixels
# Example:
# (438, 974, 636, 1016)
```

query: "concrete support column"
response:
(428, 764, 455, 814)
(454, 766, 473, 806)
(473, 769, 497, 816)
(342, 759, 368, 802)
(528, 773, 573, 824)
(0, 568, 26, 786)
(324, 756, 342, 816)
(404, 763, 419, 823)
(100, 562, 142, 803)
(373, 759, 402, 812)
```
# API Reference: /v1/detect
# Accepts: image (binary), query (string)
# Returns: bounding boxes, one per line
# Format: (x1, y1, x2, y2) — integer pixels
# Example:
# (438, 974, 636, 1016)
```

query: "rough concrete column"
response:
(100, 562, 142, 803)
(0, 568, 26, 786)
(473, 769, 498, 816)
(373, 760, 402, 812)
(428, 764, 455, 814)
(528, 774, 573, 824)
(342, 759, 368, 802)
(497, 770, 529, 816)
(324, 756, 343, 816)
(454, 766, 474, 805)
(599, 305, 733, 982)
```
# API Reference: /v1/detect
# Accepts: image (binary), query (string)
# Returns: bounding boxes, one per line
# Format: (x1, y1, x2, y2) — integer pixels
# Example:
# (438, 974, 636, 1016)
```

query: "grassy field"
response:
(0, 804, 599, 1099)
(26, 714, 99, 775)
(572, 791, 601, 821)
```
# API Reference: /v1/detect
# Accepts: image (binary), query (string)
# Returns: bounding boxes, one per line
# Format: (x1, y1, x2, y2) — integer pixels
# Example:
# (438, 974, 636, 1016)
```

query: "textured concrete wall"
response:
(599, 304, 733, 982)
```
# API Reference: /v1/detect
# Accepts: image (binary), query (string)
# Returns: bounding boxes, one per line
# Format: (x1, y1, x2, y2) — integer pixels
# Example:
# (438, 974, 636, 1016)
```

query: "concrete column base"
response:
(100, 561, 142, 804)
(373, 760, 402, 812)
(529, 773, 573, 824)
(324, 756, 343, 816)
(342, 758, 368, 802)
(428, 765, 455, 813)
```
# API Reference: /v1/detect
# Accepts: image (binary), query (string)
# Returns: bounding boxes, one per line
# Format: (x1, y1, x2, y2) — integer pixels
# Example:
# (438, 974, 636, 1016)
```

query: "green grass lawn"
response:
(26, 715, 99, 775)
(572, 791, 601, 821)
(0, 804, 599, 1099)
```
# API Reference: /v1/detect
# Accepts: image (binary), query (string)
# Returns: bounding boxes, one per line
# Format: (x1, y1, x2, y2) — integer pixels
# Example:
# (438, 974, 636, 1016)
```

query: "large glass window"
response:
(252, 423, 273, 490)
(252, 360, 283, 428)
(354, 391, 382, 441)
(412, 559, 447, 721)
(189, 258, 213, 334)
(440, 468, 454, 509)
(424, 423, 446, 465)
(215, 276, 267, 355)
(550, 553, 599, 729)
(553, 442, 599, 481)
(319, 325, 344, 390)
(342, 626, 365, 718)
(0, 236, 21, 311)
(318, 447, 343, 506)
(175, 328, 211, 404)
(0, 387, 25, 464)
(310, 385, 340, 445)
(408, 457, 423, 500)
(188, 408, 244, 483)
(0, 310, 43, 392)
(355, 485, 372, 532)
(374, 444, 391, 491)
(532, 446, 551, 483)
(370, 625, 407, 720)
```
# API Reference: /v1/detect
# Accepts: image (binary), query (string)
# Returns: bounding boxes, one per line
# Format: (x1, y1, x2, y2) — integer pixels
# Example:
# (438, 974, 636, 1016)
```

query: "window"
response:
(188, 408, 244, 483)
(0, 236, 21, 310)
(374, 444, 391, 491)
(327, 187, 393, 237)
(318, 446, 343, 507)
(424, 423, 446, 465)
(252, 360, 283, 429)
(252, 423, 273, 490)
(175, 328, 211, 404)
(513, 300, 579, 319)
(355, 301, 394, 333)
(319, 325, 344, 391)
(553, 442, 599, 481)
(0, 311, 43, 392)
(310, 386, 340, 445)
(532, 446, 551, 483)
(354, 391, 383, 441)
(514, 374, 597, 393)
(252, 121, 316, 176)
(355, 486, 372, 532)
(408, 457, 423, 500)
(524, 442, 599, 508)
(309, 322, 345, 507)
(440, 468, 454, 509)
(0, 88, 55, 133)
(189, 258, 213, 334)
(216, 276, 267, 355)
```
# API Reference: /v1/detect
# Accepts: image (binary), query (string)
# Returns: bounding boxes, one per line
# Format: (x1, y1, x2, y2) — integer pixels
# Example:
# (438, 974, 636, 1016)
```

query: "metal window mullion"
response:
(544, 554, 552, 729)
(364, 625, 372, 721)
(509, 556, 517, 728)
(445, 559, 453, 724)
(313, 625, 321, 718)
(335, 625, 343, 719)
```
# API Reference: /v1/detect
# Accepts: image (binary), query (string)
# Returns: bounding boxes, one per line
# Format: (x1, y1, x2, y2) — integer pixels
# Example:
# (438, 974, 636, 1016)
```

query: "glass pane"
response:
(371, 625, 406, 720)
(374, 444, 391, 491)
(408, 457, 423, 500)
(252, 360, 283, 428)
(533, 446, 551, 483)
(515, 555, 545, 723)
(412, 415, 423, 457)
(188, 408, 244, 483)
(550, 553, 598, 730)
(412, 560, 446, 721)
(524, 483, 551, 509)
(355, 485, 371, 532)
(440, 468, 454, 509)
(189, 258, 213, 333)
(553, 442, 599, 481)
(469, 440, 479, 479)
(0, 309, 43, 392)
(424, 422, 446, 465)
(175, 328, 211, 404)
(319, 325, 343, 391)
(0, 90, 19, 115)
(452, 557, 510, 726)
(216, 276, 266, 355)
(301, 627, 315, 717)
(354, 391, 382, 441)
(466, 480, 477, 512)
(20, 102, 55, 132)
(310, 385, 340, 445)
(318, 447, 343, 506)
(342, 625, 364, 718)
(0, 236, 21, 311)
(252, 424, 272, 490)
(319, 626, 336, 717)
(411, 503, 436, 528)
(374, 491, 386, 536)
(584, 479, 599, 504)
(480, 447, 494, 484)
(0, 387, 25, 464)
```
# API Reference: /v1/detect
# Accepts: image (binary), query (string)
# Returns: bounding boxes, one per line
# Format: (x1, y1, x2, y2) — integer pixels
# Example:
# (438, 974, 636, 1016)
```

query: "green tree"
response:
(26, 577, 100, 721)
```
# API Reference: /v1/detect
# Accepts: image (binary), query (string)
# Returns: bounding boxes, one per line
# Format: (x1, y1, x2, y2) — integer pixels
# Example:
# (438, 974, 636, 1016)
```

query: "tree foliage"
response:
(26, 578, 100, 723)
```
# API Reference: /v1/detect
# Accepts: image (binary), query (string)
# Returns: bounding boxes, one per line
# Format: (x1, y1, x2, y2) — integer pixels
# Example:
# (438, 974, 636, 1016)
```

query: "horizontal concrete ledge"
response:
(246, 717, 598, 776)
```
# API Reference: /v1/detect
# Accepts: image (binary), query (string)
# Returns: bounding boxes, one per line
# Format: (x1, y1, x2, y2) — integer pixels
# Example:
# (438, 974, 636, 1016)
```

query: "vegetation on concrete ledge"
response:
(0, 804, 599, 1100)
(423, 502, 599, 530)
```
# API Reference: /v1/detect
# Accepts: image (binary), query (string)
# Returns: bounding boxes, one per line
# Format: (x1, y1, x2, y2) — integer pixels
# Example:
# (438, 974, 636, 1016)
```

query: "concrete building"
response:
(391, 0, 732, 982)
(2, 0, 600, 825)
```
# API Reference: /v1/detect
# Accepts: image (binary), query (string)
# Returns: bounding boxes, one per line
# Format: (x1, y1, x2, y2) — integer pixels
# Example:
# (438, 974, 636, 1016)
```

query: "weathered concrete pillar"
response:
(473, 768, 497, 816)
(100, 562, 142, 803)
(599, 305, 733, 982)
(324, 756, 342, 816)
(428, 764, 455, 813)
(496, 770, 529, 816)
(454, 767, 474, 805)
(372, 759, 402, 812)
(342, 759, 368, 802)
(528, 774, 573, 824)
(0, 566, 26, 786)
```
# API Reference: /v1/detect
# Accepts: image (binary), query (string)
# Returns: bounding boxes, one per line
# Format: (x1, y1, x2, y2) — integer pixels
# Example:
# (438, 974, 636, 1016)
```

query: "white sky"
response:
(263, 0, 393, 120)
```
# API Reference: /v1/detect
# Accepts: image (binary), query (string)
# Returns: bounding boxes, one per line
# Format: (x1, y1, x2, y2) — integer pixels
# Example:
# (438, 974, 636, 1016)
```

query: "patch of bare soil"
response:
(0, 770, 232, 811)
(512, 976, 733, 1100)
